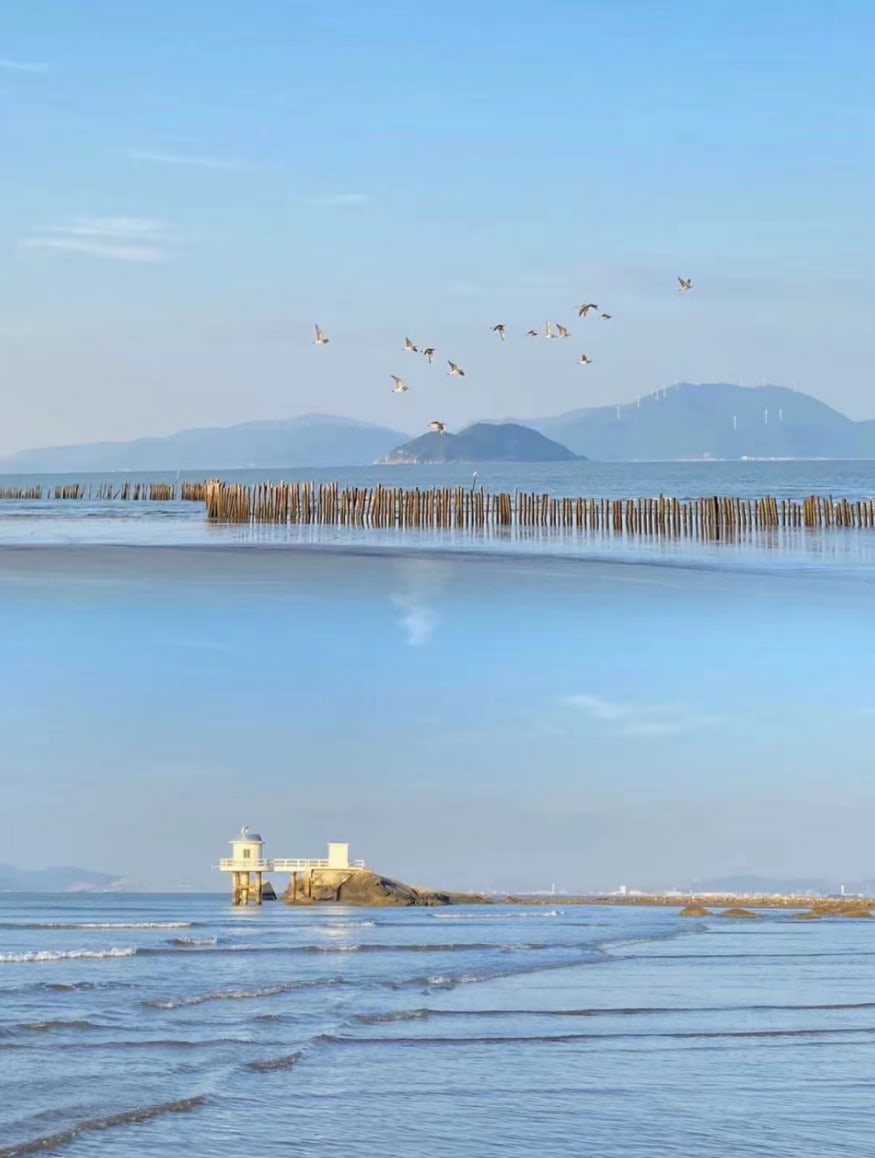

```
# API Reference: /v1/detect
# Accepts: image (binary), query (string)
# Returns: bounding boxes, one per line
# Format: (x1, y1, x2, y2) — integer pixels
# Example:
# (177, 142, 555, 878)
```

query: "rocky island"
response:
(283, 867, 490, 907)
(379, 421, 582, 464)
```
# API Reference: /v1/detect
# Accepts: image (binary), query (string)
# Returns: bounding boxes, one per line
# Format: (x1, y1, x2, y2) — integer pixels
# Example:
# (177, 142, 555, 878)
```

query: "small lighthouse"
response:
(225, 826, 266, 906)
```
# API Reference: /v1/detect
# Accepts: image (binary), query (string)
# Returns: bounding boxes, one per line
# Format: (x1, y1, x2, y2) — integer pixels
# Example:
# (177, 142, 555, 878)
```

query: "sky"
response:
(2, 0, 875, 455)
(2, 545, 874, 891)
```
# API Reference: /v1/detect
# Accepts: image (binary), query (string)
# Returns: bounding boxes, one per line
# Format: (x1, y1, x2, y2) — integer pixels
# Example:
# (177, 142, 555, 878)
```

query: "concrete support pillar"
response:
(255, 872, 263, 905)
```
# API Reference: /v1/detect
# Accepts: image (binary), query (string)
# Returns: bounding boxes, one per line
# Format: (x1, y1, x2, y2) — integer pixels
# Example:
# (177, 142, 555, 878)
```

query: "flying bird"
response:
(577, 303, 598, 317)
(447, 361, 465, 376)
(525, 329, 538, 337)
(599, 313, 612, 320)
(544, 320, 555, 338)
(421, 347, 436, 363)
(313, 324, 329, 345)
(491, 323, 506, 341)
(677, 277, 692, 292)
(578, 354, 592, 365)
(555, 323, 570, 338)
(428, 420, 446, 434)
(390, 375, 408, 393)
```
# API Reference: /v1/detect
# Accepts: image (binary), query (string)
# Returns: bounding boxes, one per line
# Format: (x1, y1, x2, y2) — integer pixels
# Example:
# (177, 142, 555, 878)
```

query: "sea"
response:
(3, 459, 875, 1156)
(4, 894, 875, 1157)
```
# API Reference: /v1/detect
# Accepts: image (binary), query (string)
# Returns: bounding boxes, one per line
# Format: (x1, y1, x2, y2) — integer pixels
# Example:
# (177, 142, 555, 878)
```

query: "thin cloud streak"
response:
(21, 217, 173, 264)
(125, 149, 259, 172)
(0, 58, 49, 72)
(564, 693, 722, 737)
(21, 238, 168, 263)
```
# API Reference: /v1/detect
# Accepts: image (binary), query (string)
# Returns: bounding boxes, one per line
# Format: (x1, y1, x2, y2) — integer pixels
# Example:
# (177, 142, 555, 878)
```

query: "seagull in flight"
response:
(390, 375, 408, 393)
(421, 347, 436, 363)
(403, 336, 419, 352)
(428, 420, 447, 434)
(577, 303, 598, 317)
(599, 313, 612, 320)
(525, 328, 539, 337)
(491, 323, 506, 341)
(313, 324, 329, 345)
(677, 277, 692, 292)
(578, 354, 592, 365)
(555, 323, 570, 339)
(447, 361, 465, 376)
(544, 320, 555, 339)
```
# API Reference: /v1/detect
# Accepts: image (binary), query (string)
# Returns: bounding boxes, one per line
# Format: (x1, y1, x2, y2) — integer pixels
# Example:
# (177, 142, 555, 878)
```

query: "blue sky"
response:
(2, 547, 874, 891)
(2, 0, 874, 453)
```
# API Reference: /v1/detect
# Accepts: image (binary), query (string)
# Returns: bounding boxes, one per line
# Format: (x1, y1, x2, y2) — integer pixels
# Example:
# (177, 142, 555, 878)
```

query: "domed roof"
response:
(231, 826, 263, 842)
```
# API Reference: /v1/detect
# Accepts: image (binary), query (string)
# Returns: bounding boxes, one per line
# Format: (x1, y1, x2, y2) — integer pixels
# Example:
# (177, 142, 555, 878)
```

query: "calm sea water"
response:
(2, 895, 874, 1156)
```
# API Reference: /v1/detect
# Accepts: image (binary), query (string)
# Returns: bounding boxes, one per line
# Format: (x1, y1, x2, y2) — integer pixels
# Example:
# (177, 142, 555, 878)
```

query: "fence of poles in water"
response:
(0, 478, 873, 537)
(0, 482, 206, 501)
(201, 480, 875, 536)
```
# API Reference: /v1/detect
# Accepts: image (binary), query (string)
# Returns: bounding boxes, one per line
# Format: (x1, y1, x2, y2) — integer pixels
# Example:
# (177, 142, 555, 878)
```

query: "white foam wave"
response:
(0, 947, 137, 964)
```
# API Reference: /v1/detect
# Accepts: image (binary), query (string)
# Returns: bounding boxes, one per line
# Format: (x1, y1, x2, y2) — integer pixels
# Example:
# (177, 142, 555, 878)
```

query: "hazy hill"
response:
(0, 865, 127, 892)
(0, 415, 412, 473)
(529, 382, 875, 460)
(381, 422, 581, 464)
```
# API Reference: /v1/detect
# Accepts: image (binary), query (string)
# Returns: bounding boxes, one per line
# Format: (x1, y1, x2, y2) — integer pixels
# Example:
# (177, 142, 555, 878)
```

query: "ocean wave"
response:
(143, 978, 348, 1009)
(15, 1019, 102, 1033)
(140, 940, 548, 957)
(320, 1026, 875, 1048)
(0, 1095, 206, 1158)
(352, 1009, 429, 1024)
(245, 1051, 303, 1071)
(0, 947, 136, 964)
(0, 922, 194, 930)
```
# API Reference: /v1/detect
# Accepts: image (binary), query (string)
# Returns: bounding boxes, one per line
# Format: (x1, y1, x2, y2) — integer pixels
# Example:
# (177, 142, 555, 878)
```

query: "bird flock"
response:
(313, 276, 692, 436)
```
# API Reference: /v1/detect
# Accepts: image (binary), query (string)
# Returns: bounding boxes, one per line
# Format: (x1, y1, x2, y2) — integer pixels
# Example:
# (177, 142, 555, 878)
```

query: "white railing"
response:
(270, 858, 367, 871)
(219, 857, 367, 872)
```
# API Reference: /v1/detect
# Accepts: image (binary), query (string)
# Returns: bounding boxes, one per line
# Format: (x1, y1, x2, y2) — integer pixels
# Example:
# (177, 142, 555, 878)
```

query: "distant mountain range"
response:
(0, 415, 411, 473)
(1, 384, 873, 472)
(0, 865, 127, 892)
(527, 382, 875, 461)
(380, 422, 582, 464)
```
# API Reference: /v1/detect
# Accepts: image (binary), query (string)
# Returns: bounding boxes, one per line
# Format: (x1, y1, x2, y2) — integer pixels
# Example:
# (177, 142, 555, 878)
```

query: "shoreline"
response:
(496, 894, 875, 912)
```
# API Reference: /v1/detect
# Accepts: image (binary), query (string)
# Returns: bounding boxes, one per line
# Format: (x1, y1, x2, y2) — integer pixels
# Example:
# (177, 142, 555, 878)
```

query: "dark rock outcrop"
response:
(678, 904, 713, 917)
(717, 907, 763, 919)
(283, 868, 487, 907)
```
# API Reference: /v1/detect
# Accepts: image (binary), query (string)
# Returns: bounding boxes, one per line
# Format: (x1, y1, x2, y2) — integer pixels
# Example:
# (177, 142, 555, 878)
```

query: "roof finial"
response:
(241, 825, 249, 837)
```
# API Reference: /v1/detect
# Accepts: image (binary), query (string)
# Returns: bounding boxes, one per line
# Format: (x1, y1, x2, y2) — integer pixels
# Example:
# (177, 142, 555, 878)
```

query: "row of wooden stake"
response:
(202, 481, 875, 534)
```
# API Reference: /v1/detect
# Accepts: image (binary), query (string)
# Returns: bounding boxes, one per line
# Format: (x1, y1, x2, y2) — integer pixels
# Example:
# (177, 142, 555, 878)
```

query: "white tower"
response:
(226, 826, 266, 905)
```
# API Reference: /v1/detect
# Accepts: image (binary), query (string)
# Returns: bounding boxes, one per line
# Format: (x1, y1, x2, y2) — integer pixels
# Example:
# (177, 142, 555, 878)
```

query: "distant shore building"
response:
(218, 827, 366, 905)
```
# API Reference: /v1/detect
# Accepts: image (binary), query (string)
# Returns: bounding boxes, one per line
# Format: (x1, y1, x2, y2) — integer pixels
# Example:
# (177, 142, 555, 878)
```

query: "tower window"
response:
(243, 848, 251, 859)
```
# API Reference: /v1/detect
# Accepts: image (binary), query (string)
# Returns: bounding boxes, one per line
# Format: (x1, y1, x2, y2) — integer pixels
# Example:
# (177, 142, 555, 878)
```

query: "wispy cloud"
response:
(0, 58, 49, 72)
(310, 193, 368, 207)
(21, 217, 172, 264)
(390, 558, 452, 647)
(564, 693, 722, 737)
(125, 148, 258, 172)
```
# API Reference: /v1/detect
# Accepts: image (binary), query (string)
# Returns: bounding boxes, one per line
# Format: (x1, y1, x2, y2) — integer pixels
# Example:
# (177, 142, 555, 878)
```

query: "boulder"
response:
(717, 907, 763, 919)
(678, 905, 713, 917)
